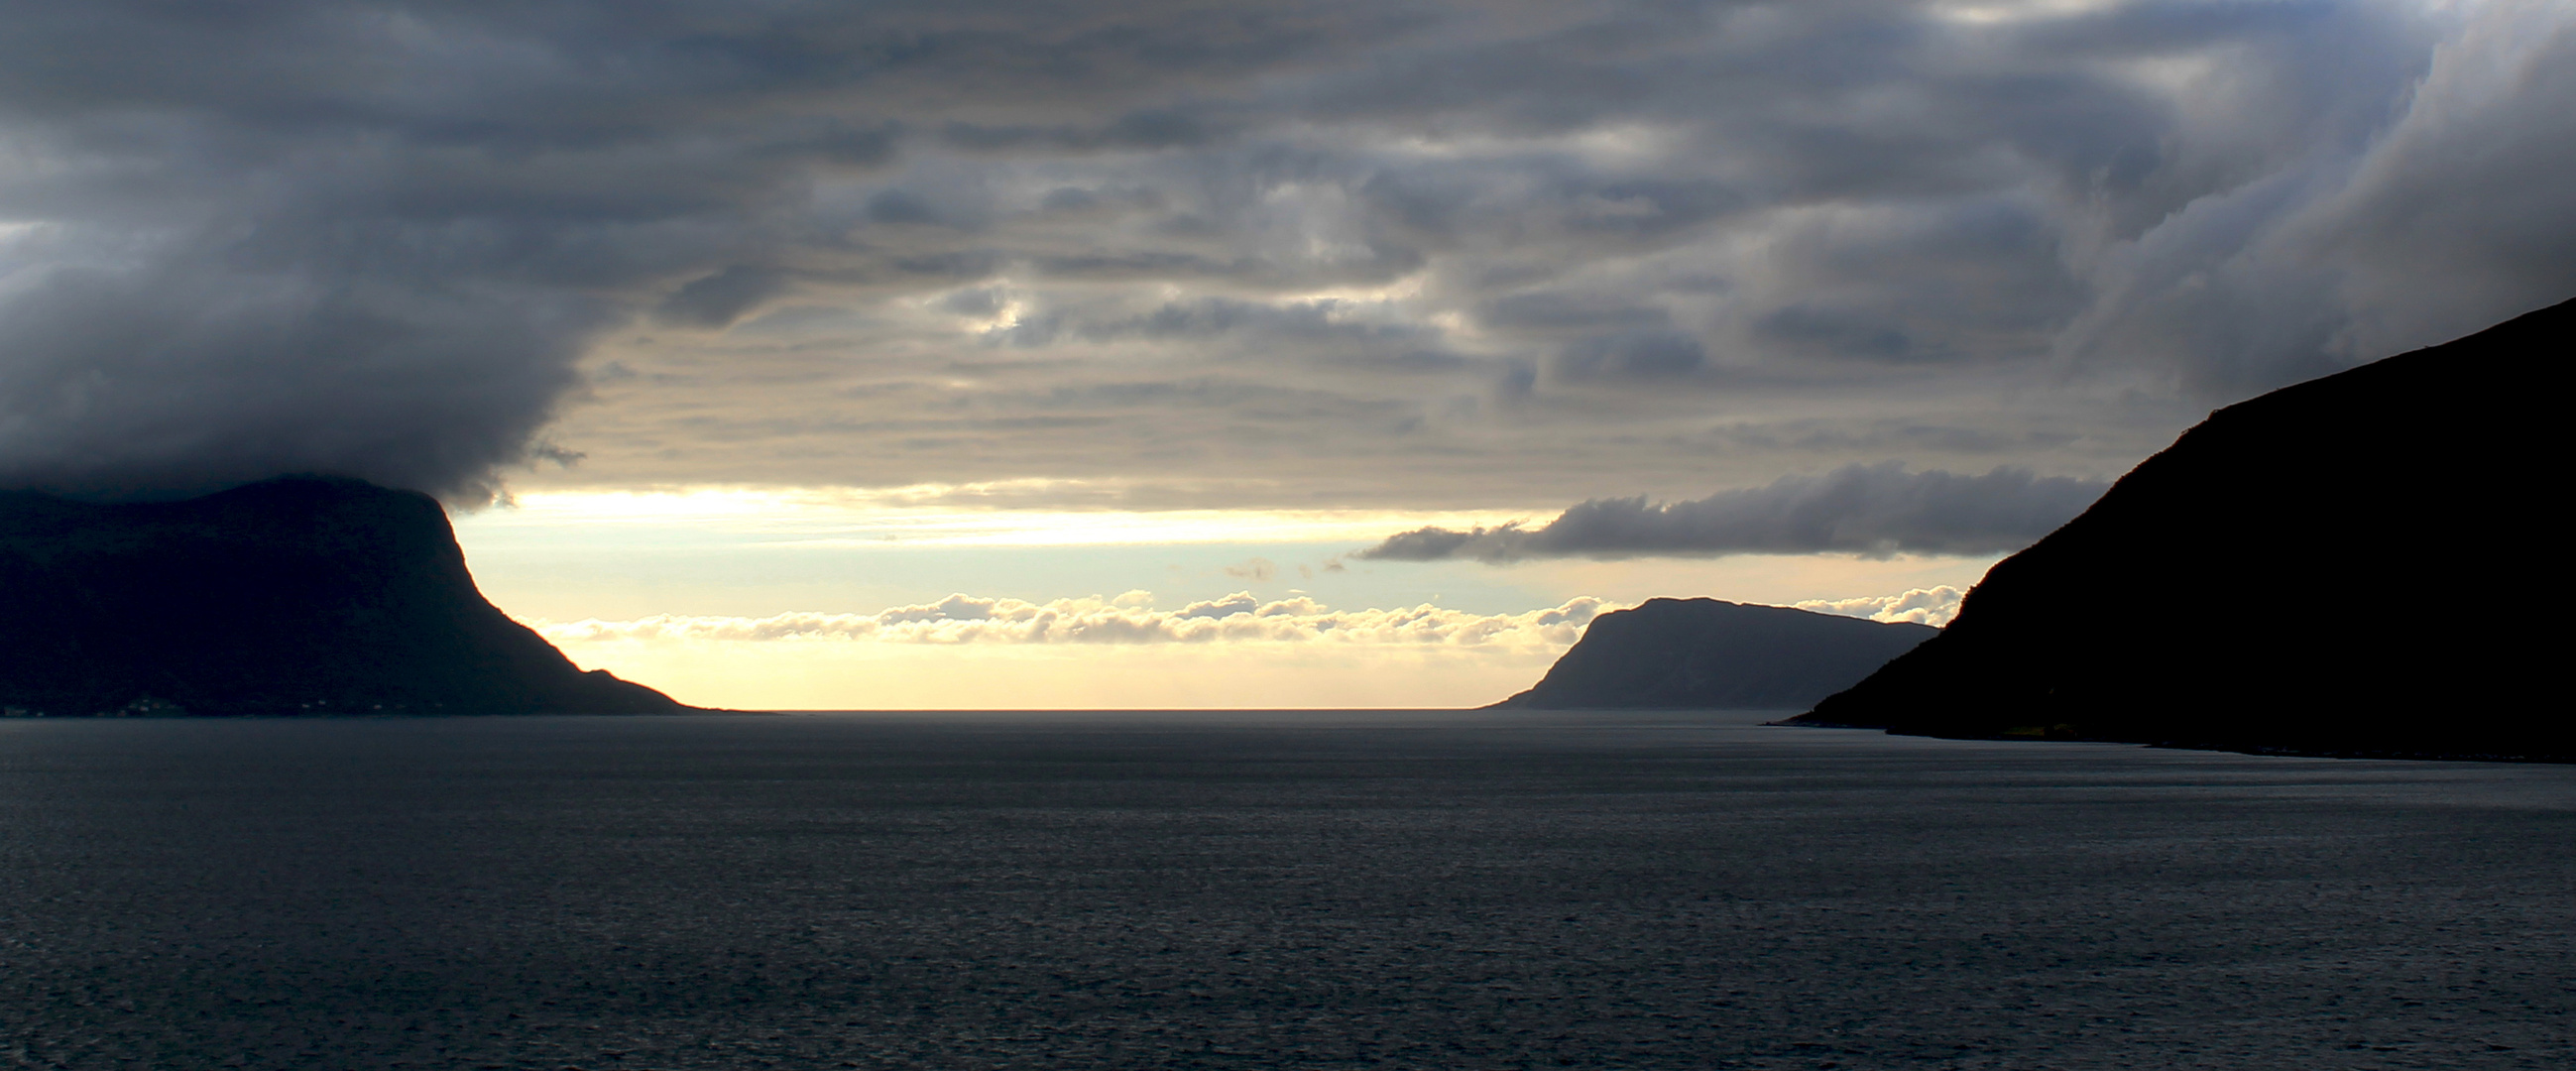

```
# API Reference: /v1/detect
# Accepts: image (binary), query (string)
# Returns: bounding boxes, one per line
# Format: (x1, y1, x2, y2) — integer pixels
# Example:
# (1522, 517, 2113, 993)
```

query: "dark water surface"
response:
(1, 711, 2569, 1070)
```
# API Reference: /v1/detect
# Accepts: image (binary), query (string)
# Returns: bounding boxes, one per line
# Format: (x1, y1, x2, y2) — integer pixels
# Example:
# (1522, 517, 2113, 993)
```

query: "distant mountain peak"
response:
(1492, 597, 1934, 710)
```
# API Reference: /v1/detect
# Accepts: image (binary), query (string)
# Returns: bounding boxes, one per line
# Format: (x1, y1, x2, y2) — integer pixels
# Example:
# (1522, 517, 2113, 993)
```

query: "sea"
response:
(0, 710, 2567, 1070)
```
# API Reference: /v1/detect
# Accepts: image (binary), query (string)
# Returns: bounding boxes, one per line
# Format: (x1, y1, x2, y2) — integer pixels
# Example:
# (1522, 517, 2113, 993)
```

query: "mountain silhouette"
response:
(1791, 298, 2570, 761)
(0, 476, 687, 716)
(1491, 598, 1934, 710)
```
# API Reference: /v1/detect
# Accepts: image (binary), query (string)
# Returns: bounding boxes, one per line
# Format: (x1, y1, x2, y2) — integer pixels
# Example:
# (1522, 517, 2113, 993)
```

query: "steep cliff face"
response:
(0, 476, 686, 715)
(1794, 298, 2569, 761)
(1492, 598, 1935, 710)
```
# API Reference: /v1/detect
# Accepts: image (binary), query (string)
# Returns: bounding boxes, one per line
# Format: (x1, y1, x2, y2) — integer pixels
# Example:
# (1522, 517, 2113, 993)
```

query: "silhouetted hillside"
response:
(0, 476, 687, 716)
(1491, 598, 1934, 710)
(1793, 298, 2570, 761)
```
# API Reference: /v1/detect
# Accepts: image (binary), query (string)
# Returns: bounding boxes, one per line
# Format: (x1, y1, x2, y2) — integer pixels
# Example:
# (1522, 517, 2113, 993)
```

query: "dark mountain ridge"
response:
(0, 476, 686, 715)
(1791, 297, 2569, 761)
(1491, 598, 1935, 710)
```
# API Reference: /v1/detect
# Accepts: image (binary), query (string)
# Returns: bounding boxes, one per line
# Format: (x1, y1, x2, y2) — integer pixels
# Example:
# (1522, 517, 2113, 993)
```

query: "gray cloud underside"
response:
(1357, 463, 2107, 560)
(1, 1, 2569, 503)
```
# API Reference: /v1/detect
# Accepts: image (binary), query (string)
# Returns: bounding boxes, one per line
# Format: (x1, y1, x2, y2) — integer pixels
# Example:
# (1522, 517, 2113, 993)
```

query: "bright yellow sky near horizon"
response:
(452, 490, 2000, 710)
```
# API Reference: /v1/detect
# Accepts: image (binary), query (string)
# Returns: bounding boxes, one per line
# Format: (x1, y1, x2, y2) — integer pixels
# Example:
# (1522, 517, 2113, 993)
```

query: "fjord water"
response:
(1, 713, 2567, 1070)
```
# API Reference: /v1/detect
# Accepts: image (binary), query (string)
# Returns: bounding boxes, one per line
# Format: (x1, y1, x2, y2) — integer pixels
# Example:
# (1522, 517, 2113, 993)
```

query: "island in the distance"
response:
(0, 475, 688, 716)
(1490, 598, 1934, 710)
(1790, 296, 2569, 762)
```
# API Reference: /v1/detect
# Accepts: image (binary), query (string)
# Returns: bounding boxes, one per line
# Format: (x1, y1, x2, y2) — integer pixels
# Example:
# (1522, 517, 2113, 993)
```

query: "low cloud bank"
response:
(1793, 586, 1967, 628)
(539, 593, 1618, 649)
(1357, 463, 2104, 562)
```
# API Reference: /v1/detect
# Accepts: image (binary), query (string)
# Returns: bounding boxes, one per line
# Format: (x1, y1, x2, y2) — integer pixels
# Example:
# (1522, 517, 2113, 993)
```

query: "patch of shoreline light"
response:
(537, 594, 1622, 648)
(481, 486, 1527, 546)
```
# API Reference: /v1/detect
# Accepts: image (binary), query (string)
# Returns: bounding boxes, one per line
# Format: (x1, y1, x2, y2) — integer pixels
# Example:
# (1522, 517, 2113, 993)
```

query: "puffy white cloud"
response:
(537, 593, 1621, 650)
(1793, 586, 1968, 628)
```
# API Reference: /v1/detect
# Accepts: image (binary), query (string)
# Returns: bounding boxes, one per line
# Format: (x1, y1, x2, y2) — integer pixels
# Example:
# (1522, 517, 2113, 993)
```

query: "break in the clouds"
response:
(1357, 463, 2105, 561)
(538, 593, 1617, 650)
(2, 1, 2570, 503)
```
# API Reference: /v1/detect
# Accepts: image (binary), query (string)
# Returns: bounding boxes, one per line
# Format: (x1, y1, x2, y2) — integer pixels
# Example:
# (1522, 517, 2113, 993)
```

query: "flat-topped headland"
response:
(0, 476, 686, 716)
(1491, 597, 1934, 710)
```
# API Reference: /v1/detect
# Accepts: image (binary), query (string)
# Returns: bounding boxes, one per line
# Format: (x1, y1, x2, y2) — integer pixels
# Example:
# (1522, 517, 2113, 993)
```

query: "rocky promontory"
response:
(1792, 298, 2569, 761)
(0, 476, 687, 716)
(1492, 598, 1934, 710)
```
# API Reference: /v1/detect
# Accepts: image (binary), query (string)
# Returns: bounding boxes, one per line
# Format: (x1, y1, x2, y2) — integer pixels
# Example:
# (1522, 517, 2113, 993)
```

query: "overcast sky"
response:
(3, 0, 2568, 705)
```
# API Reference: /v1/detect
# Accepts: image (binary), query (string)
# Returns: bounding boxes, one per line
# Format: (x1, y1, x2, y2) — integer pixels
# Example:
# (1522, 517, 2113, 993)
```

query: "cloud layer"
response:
(539, 592, 1616, 649)
(3, 1, 2569, 503)
(535, 585, 1970, 654)
(1357, 463, 2104, 561)
(1794, 586, 1967, 628)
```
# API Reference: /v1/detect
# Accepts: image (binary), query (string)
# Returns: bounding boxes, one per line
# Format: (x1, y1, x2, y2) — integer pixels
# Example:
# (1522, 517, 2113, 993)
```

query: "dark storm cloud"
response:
(0, 0, 2567, 504)
(1356, 463, 2108, 561)
(986, 296, 1450, 367)
(0, 257, 601, 502)
(1555, 330, 1707, 379)
(658, 267, 795, 328)
(0, 1, 1434, 501)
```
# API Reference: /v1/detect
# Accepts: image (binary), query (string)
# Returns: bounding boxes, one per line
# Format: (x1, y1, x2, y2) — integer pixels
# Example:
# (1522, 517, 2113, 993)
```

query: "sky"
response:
(2, 0, 2570, 708)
